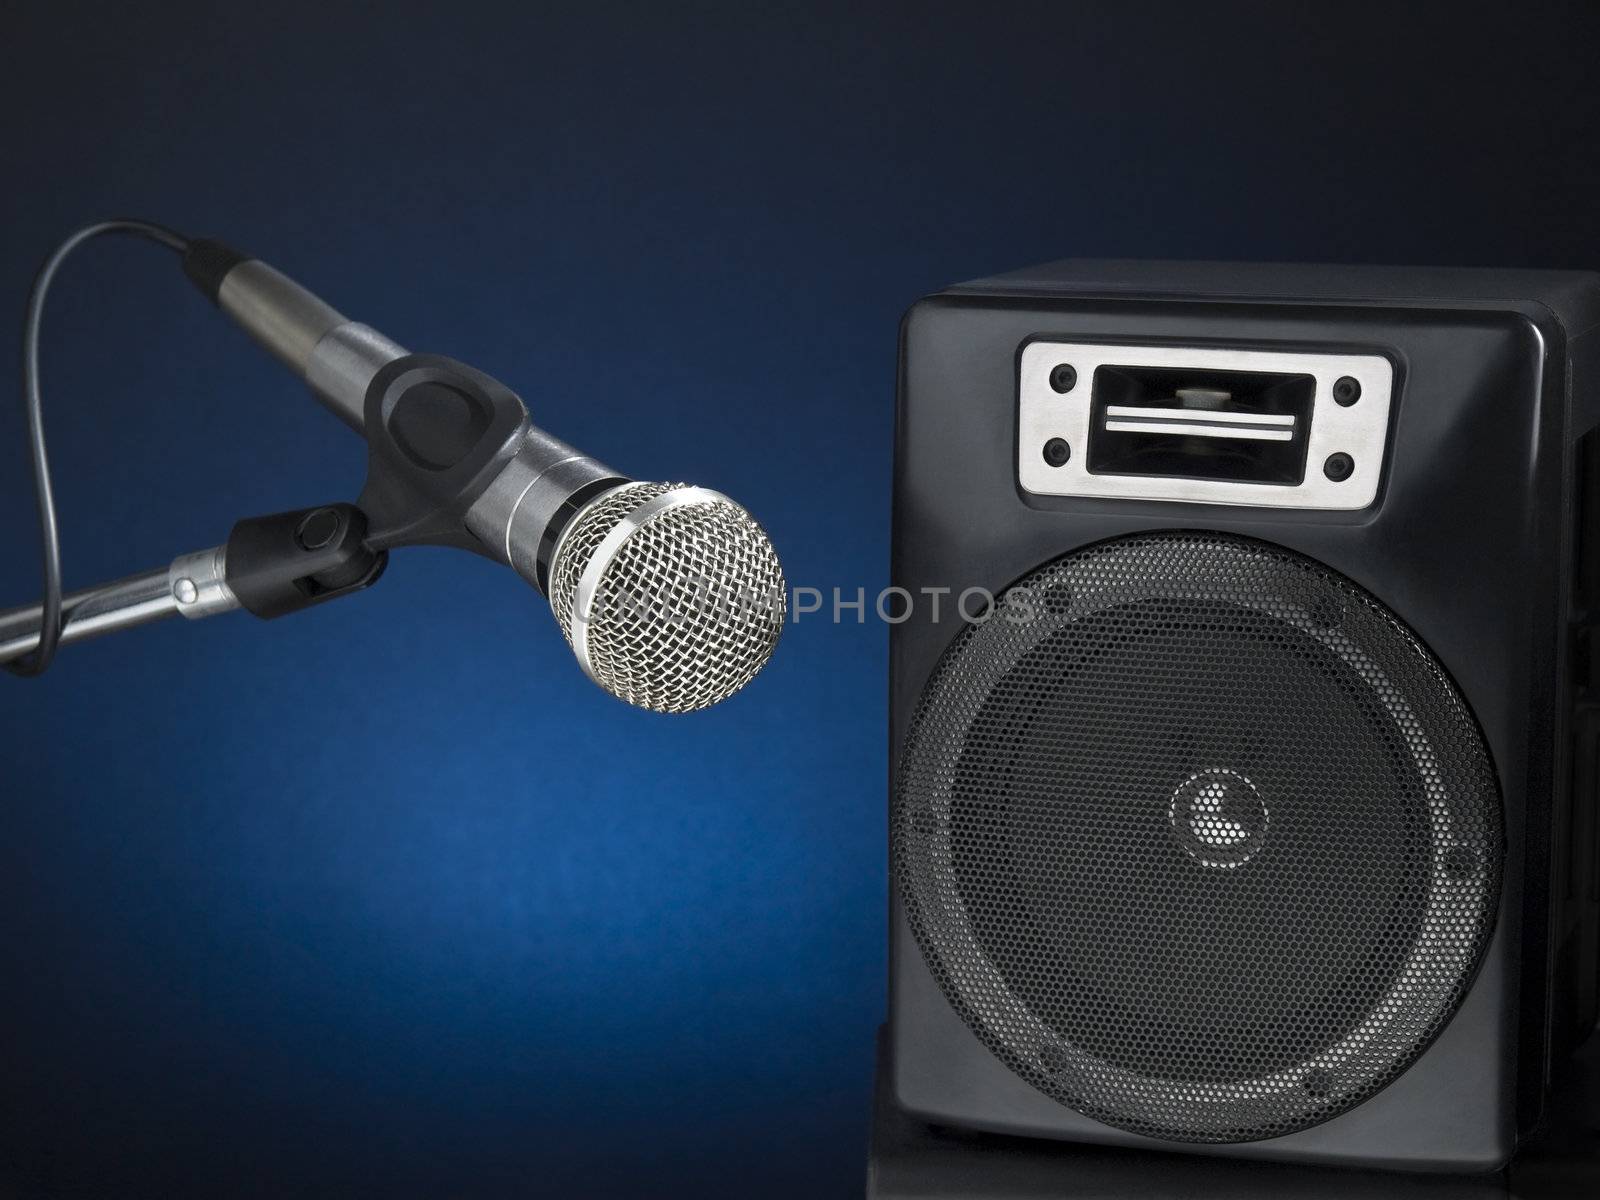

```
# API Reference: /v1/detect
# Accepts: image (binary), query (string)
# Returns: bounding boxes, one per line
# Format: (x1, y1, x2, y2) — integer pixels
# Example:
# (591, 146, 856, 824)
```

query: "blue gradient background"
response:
(2, 3, 1598, 1196)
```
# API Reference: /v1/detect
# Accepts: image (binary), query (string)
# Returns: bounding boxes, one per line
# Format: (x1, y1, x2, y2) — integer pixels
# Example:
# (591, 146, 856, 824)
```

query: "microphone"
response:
(178, 239, 787, 713)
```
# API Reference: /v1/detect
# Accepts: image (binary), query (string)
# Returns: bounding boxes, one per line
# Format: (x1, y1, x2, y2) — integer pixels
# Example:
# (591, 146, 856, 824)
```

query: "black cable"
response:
(7, 219, 190, 677)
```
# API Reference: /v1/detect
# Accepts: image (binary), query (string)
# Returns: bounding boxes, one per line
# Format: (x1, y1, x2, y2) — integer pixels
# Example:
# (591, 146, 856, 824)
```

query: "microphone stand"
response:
(0, 502, 384, 668)
(0, 304, 584, 670)
(5, 225, 620, 676)
(0, 553, 230, 666)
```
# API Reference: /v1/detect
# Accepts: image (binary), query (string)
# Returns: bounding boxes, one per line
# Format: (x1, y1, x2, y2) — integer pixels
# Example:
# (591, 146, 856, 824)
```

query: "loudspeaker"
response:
(888, 260, 1600, 1172)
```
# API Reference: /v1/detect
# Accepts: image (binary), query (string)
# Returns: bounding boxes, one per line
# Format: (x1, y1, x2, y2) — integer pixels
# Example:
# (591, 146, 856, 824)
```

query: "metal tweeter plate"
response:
(1018, 342, 1394, 510)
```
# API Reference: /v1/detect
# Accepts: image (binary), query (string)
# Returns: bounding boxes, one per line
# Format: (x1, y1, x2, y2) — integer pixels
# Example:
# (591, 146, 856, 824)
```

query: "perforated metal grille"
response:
(894, 532, 1502, 1143)
(549, 483, 674, 635)
(549, 482, 785, 714)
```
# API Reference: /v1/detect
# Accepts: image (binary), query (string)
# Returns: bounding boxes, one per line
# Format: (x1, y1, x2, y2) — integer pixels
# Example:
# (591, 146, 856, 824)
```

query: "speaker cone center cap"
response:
(1169, 769, 1269, 868)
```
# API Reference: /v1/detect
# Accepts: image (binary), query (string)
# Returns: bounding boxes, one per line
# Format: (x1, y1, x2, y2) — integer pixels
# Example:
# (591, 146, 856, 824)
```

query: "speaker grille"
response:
(895, 532, 1503, 1143)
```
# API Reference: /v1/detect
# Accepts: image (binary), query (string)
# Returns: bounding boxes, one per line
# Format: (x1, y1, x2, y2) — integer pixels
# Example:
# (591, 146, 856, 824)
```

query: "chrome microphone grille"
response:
(547, 482, 786, 713)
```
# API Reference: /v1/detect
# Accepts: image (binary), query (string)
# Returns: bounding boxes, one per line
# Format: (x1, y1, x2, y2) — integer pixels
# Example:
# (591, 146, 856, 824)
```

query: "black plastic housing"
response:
(867, 1026, 1600, 1197)
(226, 503, 386, 619)
(888, 259, 1600, 1172)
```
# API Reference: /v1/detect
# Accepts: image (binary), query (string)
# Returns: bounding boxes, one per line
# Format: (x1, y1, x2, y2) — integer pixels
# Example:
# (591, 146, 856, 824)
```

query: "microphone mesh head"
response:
(548, 482, 786, 713)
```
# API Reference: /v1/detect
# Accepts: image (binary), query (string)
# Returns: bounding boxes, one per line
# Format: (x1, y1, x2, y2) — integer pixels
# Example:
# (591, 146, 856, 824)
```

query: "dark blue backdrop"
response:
(3, 3, 1598, 1196)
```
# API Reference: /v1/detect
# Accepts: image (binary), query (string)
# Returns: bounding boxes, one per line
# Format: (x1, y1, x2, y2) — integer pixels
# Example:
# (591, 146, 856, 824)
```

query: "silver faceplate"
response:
(1018, 342, 1394, 510)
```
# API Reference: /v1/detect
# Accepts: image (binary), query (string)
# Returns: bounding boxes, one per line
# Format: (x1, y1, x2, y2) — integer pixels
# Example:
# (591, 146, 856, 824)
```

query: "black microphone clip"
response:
(354, 354, 531, 556)
(223, 355, 533, 621)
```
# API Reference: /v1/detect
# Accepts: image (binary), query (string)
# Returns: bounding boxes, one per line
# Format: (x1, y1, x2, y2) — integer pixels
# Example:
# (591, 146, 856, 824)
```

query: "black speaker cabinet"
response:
(888, 260, 1600, 1173)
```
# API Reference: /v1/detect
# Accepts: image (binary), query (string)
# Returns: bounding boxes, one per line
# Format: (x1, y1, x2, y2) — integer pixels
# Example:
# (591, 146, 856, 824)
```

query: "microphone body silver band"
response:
(305, 322, 407, 431)
(218, 259, 406, 433)
(464, 425, 620, 583)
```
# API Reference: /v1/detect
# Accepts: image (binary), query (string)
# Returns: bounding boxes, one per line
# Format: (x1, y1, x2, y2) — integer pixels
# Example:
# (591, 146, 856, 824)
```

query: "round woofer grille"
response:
(894, 532, 1502, 1143)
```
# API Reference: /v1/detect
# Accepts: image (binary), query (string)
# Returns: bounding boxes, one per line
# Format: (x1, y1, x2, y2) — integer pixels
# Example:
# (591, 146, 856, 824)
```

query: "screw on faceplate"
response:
(1049, 364, 1077, 393)
(1043, 437, 1072, 467)
(1323, 452, 1354, 482)
(1332, 376, 1362, 407)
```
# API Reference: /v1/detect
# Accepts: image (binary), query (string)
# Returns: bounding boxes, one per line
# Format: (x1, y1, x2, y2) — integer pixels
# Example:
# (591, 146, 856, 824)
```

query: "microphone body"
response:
(180, 239, 786, 712)
(183, 240, 619, 593)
